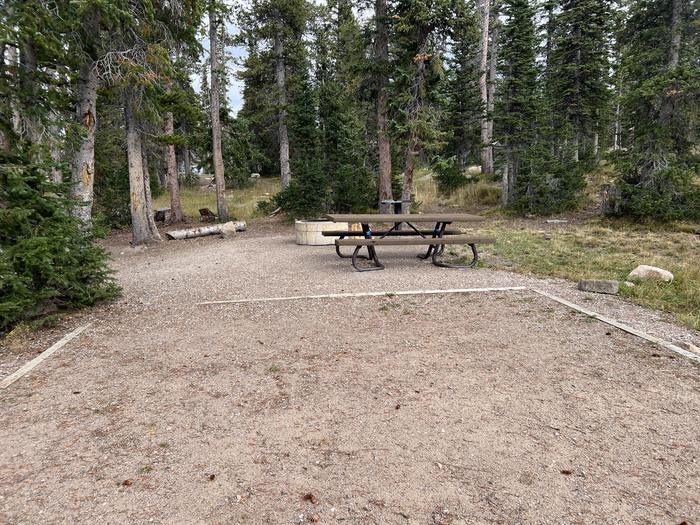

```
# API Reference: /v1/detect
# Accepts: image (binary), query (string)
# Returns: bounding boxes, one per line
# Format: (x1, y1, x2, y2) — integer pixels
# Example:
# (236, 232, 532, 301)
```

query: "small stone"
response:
(622, 281, 635, 288)
(577, 279, 619, 295)
(546, 219, 568, 224)
(543, 233, 552, 240)
(628, 264, 674, 283)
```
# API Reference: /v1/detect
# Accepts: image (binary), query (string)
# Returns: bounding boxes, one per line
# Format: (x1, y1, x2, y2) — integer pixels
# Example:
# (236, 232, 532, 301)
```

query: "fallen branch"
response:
(165, 221, 246, 240)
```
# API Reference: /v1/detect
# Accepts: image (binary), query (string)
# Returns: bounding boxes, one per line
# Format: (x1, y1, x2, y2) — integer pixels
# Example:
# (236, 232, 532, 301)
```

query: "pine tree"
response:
(441, 0, 481, 169)
(611, 0, 700, 220)
(547, 0, 612, 164)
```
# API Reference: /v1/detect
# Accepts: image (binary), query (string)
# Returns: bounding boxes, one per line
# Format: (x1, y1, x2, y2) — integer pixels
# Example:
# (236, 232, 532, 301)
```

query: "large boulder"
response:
(628, 264, 674, 283)
(578, 279, 619, 295)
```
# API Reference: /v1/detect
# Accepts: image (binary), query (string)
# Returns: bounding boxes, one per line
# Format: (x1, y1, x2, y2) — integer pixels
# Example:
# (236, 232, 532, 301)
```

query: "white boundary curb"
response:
(0, 323, 92, 389)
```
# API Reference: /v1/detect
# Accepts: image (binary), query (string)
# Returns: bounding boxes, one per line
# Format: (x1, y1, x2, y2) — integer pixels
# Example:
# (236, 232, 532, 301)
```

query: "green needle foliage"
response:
(0, 155, 120, 332)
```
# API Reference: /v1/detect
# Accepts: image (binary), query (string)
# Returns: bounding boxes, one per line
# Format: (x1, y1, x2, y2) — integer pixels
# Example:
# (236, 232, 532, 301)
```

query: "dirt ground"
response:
(1, 222, 699, 524)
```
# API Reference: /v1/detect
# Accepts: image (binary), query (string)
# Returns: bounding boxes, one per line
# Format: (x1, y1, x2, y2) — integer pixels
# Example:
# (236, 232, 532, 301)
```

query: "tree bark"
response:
(166, 222, 247, 240)
(668, 0, 681, 68)
(70, 60, 98, 224)
(125, 86, 161, 246)
(485, 13, 499, 174)
(375, 0, 394, 213)
(165, 110, 184, 223)
(478, 0, 492, 174)
(19, 38, 39, 145)
(274, 28, 291, 189)
(209, 5, 229, 221)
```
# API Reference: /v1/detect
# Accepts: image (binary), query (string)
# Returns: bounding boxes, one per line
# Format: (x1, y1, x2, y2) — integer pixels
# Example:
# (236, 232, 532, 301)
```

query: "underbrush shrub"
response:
(512, 147, 586, 215)
(611, 162, 700, 221)
(0, 157, 120, 332)
(433, 156, 469, 195)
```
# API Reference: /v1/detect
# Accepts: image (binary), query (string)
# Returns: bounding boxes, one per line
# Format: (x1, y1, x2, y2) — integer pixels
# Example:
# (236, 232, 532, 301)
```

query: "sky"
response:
(192, 20, 247, 115)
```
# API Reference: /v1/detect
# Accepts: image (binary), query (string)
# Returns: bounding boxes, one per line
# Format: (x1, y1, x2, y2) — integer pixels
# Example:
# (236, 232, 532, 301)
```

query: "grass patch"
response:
(153, 178, 281, 220)
(470, 219, 700, 330)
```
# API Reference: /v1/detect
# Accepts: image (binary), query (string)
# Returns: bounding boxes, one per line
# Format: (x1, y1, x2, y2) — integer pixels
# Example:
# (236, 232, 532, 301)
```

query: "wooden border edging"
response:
(196, 287, 528, 306)
(532, 289, 700, 364)
(0, 323, 93, 390)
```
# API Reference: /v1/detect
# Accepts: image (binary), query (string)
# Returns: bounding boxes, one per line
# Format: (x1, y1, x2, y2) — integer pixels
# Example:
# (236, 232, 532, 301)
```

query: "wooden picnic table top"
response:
(324, 213, 485, 223)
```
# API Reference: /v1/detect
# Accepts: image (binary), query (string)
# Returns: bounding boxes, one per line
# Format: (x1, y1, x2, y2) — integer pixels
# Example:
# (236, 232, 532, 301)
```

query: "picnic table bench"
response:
(324, 213, 495, 271)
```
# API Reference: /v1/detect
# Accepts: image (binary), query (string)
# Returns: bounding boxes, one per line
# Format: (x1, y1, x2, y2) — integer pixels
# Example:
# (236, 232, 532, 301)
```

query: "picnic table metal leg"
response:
(432, 243, 478, 268)
(418, 222, 448, 259)
(351, 245, 385, 271)
(335, 234, 369, 259)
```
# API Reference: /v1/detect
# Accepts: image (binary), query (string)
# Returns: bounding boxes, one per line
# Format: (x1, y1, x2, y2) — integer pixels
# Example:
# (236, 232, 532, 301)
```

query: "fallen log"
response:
(165, 221, 247, 240)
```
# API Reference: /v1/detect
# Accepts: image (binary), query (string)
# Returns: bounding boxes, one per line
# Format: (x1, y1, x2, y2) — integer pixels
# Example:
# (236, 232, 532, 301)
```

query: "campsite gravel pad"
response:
(1, 291, 698, 524)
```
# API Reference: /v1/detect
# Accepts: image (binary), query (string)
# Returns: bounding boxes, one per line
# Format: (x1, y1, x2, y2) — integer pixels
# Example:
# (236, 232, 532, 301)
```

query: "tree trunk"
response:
(274, 29, 291, 189)
(166, 221, 247, 240)
(182, 145, 192, 178)
(70, 60, 98, 224)
(125, 87, 161, 246)
(165, 111, 184, 223)
(141, 145, 158, 233)
(668, 0, 681, 68)
(478, 0, 491, 174)
(376, 0, 394, 213)
(501, 161, 510, 206)
(485, 13, 499, 174)
(592, 131, 599, 161)
(209, 5, 229, 222)
(19, 38, 39, 145)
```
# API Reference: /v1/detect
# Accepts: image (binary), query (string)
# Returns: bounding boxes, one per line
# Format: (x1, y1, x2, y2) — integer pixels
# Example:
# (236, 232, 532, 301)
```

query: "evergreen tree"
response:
(547, 0, 613, 164)
(611, 0, 700, 220)
(497, 0, 582, 213)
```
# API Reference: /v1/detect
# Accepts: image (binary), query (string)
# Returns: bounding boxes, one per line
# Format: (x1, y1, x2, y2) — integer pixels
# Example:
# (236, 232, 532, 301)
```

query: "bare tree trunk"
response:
(376, 0, 394, 213)
(165, 110, 184, 223)
(274, 29, 291, 189)
(7, 46, 22, 137)
(141, 145, 158, 229)
(485, 13, 499, 174)
(593, 130, 599, 161)
(668, 0, 681, 68)
(125, 87, 161, 246)
(478, 0, 491, 174)
(209, 5, 229, 222)
(69, 7, 101, 224)
(50, 111, 63, 183)
(501, 161, 510, 206)
(19, 38, 40, 145)
(70, 60, 98, 224)
(182, 145, 192, 178)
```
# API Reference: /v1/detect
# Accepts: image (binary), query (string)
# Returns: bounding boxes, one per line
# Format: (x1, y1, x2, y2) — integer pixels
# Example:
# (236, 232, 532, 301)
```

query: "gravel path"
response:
(1, 222, 699, 524)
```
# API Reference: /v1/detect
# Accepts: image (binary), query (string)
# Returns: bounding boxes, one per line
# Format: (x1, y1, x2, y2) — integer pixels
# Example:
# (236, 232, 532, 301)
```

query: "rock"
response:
(250, 172, 261, 179)
(578, 279, 619, 295)
(628, 264, 674, 283)
(622, 281, 635, 288)
(543, 233, 552, 240)
(546, 219, 568, 224)
(221, 221, 246, 239)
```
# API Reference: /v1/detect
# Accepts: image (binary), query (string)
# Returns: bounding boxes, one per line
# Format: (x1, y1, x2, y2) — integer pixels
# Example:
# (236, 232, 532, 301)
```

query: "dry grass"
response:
(467, 219, 700, 330)
(413, 168, 502, 212)
(153, 178, 281, 221)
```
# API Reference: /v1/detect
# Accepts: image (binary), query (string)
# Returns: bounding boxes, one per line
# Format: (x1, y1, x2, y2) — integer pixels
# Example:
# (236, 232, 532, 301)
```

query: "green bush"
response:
(433, 156, 469, 195)
(0, 157, 120, 332)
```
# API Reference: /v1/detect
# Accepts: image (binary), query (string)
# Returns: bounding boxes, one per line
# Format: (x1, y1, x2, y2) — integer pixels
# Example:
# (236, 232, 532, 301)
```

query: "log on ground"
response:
(165, 221, 246, 240)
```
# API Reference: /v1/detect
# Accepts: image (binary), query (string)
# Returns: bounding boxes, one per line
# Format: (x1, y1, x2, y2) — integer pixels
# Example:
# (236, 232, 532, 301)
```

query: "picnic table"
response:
(323, 213, 495, 272)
